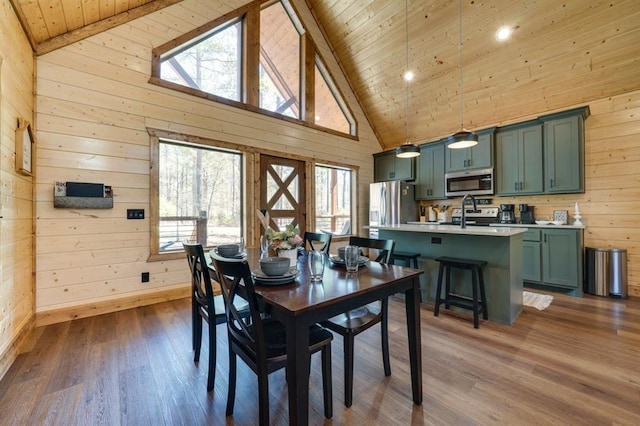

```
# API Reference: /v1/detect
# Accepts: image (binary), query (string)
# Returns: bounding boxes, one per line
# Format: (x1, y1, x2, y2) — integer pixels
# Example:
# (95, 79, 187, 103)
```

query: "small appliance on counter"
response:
(499, 204, 516, 224)
(519, 204, 535, 224)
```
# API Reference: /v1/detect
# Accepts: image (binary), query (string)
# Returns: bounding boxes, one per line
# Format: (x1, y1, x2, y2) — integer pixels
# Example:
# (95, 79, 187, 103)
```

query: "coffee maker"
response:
(499, 204, 516, 224)
(519, 204, 535, 224)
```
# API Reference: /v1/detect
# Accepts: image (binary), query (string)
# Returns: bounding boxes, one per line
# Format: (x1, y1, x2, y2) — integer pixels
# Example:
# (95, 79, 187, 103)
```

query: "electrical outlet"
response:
(141, 272, 150, 283)
(127, 209, 144, 219)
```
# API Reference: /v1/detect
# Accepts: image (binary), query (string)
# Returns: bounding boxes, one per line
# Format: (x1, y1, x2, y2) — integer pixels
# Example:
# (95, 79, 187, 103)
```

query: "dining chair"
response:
(210, 252, 334, 425)
(321, 235, 395, 407)
(303, 231, 332, 253)
(183, 242, 248, 392)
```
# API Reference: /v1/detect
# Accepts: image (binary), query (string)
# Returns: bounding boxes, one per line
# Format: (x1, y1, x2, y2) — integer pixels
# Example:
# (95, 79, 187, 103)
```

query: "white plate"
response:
(329, 255, 369, 266)
(252, 268, 300, 285)
(535, 220, 550, 225)
(551, 220, 565, 225)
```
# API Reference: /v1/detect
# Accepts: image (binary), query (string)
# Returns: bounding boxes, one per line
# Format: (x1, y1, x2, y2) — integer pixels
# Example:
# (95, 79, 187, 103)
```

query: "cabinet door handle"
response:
(520, 182, 524, 191)
(544, 233, 547, 243)
(390, 172, 395, 179)
(550, 178, 554, 188)
(514, 182, 518, 191)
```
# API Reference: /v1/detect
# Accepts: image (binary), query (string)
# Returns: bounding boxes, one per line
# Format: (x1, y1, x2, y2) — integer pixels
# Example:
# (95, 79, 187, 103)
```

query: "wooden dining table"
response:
(210, 248, 424, 425)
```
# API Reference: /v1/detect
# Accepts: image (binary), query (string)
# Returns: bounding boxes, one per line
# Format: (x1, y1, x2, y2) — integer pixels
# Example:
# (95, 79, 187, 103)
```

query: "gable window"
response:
(259, 1, 302, 118)
(314, 56, 353, 135)
(151, 0, 357, 138)
(315, 165, 353, 235)
(156, 139, 243, 253)
(159, 20, 242, 102)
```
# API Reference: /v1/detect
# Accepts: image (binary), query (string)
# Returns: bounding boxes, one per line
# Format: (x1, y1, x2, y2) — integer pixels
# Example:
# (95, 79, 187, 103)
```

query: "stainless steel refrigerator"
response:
(369, 181, 417, 238)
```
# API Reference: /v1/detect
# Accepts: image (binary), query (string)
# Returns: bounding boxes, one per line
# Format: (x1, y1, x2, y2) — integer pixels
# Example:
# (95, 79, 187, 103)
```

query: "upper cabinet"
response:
(495, 122, 544, 195)
(415, 141, 445, 200)
(373, 151, 415, 182)
(541, 107, 590, 194)
(445, 128, 495, 172)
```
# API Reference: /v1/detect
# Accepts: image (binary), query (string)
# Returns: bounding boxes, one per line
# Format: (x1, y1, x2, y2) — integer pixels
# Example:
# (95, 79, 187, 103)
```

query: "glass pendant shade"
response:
(447, 128, 478, 149)
(396, 143, 420, 158)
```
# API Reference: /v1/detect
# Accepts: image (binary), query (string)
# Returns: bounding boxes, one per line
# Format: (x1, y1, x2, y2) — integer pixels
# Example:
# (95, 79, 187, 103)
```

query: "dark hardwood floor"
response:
(1, 292, 639, 425)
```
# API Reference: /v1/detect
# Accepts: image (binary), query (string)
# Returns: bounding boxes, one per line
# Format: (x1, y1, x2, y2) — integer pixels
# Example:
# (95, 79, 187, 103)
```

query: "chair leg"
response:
(194, 314, 203, 363)
(257, 365, 270, 426)
(381, 298, 391, 377)
(322, 345, 333, 419)
(343, 334, 355, 408)
(192, 294, 197, 351)
(226, 350, 237, 416)
(434, 262, 444, 316)
(206, 320, 216, 391)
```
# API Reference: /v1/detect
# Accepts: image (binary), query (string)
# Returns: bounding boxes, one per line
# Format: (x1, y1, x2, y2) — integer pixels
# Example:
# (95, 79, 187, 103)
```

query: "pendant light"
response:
(447, 0, 478, 149)
(396, 0, 420, 159)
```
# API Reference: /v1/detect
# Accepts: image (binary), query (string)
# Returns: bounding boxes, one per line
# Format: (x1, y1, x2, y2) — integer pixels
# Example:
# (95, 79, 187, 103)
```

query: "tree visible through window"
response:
(159, 20, 242, 102)
(158, 140, 243, 251)
(315, 165, 352, 234)
(153, 0, 356, 137)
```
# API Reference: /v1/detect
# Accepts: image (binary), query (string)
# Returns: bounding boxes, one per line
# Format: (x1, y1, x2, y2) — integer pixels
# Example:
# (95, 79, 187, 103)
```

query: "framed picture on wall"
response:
(16, 118, 34, 176)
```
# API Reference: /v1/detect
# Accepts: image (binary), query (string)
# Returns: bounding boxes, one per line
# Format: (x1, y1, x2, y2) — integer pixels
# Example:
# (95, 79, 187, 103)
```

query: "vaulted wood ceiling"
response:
(10, 0, 640, 150)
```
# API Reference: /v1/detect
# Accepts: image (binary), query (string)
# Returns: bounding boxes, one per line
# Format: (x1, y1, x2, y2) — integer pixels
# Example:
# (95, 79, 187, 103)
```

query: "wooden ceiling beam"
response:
(35, 0, 182, 56)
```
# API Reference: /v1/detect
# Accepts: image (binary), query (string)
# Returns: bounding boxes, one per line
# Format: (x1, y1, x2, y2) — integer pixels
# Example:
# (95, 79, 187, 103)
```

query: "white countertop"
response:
(370, 223, 527, 237)
(490, 223, 586, 229)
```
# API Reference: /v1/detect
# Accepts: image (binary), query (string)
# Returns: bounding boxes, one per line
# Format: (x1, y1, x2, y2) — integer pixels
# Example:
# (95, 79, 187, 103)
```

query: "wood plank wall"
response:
(32, 0, 381, 324)
(0, 0, 36, 379)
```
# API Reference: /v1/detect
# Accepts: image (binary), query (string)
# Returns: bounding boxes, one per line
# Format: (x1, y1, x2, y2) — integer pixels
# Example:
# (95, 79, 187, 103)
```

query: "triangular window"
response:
(152, 0, 356, 137)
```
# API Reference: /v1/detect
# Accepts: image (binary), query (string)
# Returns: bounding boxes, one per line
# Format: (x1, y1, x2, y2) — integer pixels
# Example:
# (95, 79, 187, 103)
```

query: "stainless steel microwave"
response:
(445, 168, 494, 197)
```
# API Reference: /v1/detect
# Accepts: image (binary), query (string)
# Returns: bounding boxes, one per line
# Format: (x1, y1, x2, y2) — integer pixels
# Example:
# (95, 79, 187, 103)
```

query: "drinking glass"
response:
(344, 245, 360, 273)
(308, 250, 325, 282)
(260, 235, 269, 258)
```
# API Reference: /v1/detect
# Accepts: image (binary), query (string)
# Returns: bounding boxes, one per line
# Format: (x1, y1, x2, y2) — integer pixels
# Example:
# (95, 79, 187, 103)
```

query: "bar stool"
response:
(434, 256, 488, 328)
(392, 251, 420, 268)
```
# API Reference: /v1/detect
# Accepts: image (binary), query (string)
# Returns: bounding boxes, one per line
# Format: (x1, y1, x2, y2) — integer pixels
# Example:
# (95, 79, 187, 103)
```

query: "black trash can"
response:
(584, 247, 628, 298)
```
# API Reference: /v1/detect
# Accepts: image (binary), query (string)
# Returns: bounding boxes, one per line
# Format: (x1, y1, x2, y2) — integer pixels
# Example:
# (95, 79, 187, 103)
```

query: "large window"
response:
(159, 20, 242, 102)
(315, 165, 352, 235)
(152, 0, 357, 137)
(158, 140, 243, 252)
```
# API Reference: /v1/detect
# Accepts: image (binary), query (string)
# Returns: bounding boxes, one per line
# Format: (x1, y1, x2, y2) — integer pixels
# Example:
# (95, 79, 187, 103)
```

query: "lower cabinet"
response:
(522, 228, 583, 296)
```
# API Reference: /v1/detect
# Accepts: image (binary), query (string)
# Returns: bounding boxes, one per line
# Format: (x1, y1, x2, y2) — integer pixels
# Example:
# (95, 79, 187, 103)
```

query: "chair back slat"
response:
(303, 231, 332, 253)
(348, 236, 395, 264)
(210, 254, 265, 356)
(183, 243, 216, 307)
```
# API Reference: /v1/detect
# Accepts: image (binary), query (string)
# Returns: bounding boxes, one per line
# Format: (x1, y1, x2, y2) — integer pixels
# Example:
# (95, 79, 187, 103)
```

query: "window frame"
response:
(313, 163, 355, 237)
(149, 0, 358, 140)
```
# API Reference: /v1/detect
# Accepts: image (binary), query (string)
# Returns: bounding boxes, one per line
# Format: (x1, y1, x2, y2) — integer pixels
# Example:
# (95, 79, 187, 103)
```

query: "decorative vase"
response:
(277, 248, 298, 266)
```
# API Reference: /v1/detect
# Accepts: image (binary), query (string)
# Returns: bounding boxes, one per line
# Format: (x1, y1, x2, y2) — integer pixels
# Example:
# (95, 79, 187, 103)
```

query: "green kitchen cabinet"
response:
(445, 128, 494, 172)
(415, 141, 445, 200)
(522, 227, 583, 296)
(522, 229, 542, 282)
(541, 107, 589, 194)
(495, 122, 543, 195)
(374, 151, 415, 182)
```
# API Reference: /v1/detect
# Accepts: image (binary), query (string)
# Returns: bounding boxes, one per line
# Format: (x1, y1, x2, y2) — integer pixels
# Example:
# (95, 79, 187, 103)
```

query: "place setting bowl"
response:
(253, 257, 300, 285)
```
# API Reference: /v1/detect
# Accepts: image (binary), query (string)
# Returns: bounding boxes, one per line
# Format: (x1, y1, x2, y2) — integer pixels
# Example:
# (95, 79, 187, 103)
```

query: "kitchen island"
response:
(374, 223, 527, 325)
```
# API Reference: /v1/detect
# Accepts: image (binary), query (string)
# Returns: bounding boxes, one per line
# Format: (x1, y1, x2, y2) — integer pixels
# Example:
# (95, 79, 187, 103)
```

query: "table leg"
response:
(405, 275, 423, 405)
(286, 318, 311, 425)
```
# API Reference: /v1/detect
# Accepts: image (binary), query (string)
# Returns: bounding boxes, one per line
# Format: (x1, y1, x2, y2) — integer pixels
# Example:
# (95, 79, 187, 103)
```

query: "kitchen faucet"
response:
(460, 194, 478, 229)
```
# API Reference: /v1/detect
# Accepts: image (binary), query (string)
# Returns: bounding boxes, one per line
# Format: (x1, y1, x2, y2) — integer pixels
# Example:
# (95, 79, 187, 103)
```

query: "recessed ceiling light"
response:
(496, 26, 512, 41)
(404, 70, 415, 81)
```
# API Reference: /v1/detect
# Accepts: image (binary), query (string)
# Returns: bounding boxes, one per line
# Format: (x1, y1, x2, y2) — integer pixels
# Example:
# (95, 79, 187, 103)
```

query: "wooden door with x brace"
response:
(259, 155, 306, 235)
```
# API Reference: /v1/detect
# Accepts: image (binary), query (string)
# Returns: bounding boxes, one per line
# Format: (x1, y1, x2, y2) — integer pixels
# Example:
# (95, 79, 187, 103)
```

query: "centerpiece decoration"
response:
(256, 209, 302, 264)
(266, 224, 303, 265)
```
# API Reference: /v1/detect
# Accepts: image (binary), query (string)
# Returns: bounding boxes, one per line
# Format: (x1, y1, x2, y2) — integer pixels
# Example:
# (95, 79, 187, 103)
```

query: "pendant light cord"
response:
(405, 0, 410, 143)
(458, 0, 464, 129)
